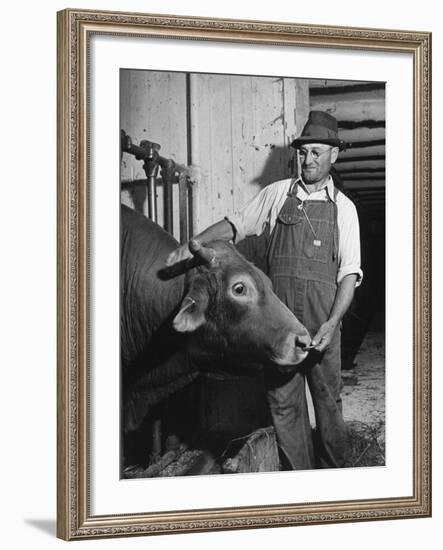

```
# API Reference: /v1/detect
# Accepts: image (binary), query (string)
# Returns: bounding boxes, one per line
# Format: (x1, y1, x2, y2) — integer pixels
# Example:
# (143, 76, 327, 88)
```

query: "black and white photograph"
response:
(120, 70, 386, 479)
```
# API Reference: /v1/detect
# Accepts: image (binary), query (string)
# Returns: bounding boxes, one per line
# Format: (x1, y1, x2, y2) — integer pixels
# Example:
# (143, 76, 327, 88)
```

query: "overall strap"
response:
(287, 178, 299, 197)
(265, 178, 299, 268)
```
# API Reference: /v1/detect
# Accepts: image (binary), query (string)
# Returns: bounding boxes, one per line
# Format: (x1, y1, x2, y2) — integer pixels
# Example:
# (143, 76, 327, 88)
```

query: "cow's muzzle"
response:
(272, 330, 311, 367)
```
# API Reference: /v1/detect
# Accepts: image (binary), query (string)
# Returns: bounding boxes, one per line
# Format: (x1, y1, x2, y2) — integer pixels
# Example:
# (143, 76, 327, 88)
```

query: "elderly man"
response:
(167, 111, 362, 470)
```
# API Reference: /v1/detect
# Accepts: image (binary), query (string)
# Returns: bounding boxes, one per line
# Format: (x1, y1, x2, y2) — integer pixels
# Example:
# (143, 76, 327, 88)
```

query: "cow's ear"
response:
(173, 294, 208, 333)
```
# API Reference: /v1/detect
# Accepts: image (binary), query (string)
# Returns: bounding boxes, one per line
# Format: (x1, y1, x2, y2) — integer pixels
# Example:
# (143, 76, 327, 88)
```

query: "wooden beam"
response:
(340, 127, 385, 145)
(338, 167, 385, 174)
(339, 120, 385, 130)
(310, 82, 385, 96)
(309, 79, 369, 88)
(336, 155, 385, 163)
(358, 209, 385, 216)
(344, 182, 386, 193)
(309, 98, 385, 122)
(356, 205, 384, 209)
(354, 197, 385, 203)
(343, 175, 386, 181)
(336, 161, 385, 173)
(346, 139, 385, 149)
(345, 185, 386, 192)
(357, 199, 386, 204)
(352, 190, 385, 196)
(358, 205, 386, 211)
(338, 144, 385, 159)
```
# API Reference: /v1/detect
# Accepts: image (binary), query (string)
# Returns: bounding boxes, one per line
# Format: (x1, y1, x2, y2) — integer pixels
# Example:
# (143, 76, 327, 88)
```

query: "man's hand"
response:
(165, 243, 193, 267)
(311, 320, 339, 353)
(310, 274, 357, 353)
(165, 219, 237, 267)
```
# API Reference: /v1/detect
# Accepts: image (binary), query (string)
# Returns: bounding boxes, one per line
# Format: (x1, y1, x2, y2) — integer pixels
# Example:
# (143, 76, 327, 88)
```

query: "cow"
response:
(121, 204, 311, 461)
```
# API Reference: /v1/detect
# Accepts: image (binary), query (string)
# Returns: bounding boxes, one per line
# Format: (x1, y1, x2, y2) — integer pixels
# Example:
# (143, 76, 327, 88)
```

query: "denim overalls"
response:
(266, 180, 347, 469)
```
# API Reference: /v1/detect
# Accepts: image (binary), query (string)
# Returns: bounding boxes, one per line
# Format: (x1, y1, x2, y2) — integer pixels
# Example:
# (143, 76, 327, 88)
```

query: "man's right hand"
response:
(165, 243, 193, 266)
(165, 219, 235, 267)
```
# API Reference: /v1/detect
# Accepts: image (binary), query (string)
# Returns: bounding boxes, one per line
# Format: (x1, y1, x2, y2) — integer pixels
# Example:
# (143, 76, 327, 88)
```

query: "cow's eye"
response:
(232, 282, 246, 296)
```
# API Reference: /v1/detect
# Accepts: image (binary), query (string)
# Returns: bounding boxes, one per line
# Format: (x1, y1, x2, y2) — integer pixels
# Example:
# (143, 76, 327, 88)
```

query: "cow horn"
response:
(189, 240, 216, 265)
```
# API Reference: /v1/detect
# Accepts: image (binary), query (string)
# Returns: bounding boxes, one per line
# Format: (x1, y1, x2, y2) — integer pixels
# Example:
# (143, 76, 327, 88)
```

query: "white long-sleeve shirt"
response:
(227, 176, 363, 286)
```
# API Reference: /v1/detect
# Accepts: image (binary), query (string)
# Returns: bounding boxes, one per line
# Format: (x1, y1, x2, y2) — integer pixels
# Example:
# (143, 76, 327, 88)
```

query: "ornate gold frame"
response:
(57, 8, 431, 541)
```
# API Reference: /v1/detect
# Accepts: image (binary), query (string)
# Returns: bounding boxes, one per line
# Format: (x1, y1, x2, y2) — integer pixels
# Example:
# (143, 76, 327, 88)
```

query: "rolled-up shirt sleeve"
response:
(337, 194, 363, 286)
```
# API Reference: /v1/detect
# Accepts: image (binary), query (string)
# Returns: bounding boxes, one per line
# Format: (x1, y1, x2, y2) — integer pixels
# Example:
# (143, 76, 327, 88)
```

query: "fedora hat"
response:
(291, 111, 346, 151)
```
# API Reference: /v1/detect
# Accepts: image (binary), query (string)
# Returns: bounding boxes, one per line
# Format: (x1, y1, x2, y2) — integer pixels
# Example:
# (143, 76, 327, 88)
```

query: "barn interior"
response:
(120, 71, 386, 477)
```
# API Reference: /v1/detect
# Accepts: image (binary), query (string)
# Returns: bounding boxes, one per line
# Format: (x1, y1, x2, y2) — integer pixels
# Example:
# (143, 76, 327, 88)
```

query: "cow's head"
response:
(171, 239, 311, 370)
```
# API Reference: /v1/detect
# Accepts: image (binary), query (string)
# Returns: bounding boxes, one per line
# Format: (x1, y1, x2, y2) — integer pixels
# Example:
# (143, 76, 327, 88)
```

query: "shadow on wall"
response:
(250, 144, 296, 190)
(236, 144, 296, 274)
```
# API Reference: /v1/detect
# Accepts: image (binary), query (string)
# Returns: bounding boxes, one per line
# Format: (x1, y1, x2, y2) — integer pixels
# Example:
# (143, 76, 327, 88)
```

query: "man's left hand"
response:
(311, 320, 339, 353)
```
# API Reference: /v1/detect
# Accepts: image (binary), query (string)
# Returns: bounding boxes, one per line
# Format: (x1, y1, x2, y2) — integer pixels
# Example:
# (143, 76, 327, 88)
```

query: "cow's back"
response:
(120, 205, 185, 371)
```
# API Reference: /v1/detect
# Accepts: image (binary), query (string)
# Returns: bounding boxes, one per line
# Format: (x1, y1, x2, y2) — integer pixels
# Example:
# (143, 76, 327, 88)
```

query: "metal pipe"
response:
(147, 175, 157, 222)
(139, 140, 161, 224)
(159, 158, 175, 234)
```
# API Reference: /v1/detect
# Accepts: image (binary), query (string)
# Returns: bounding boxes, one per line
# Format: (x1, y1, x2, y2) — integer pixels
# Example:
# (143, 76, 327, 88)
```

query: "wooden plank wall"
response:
(309, 80, 386, 214)
(120, 70, 310, 238)
(191, 75, 307, 232)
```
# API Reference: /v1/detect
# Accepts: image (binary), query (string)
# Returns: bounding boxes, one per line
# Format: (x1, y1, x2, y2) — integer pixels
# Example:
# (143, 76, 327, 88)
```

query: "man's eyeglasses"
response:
(298, 147, 332, 161)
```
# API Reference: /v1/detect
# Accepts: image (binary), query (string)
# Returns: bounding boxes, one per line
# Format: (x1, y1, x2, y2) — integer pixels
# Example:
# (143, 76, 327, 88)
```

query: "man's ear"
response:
(330, 146, 339, 164)
(173, 292, 208, 333)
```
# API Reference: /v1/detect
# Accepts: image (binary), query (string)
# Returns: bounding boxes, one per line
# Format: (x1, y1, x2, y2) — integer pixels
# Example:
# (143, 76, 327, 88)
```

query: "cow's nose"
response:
(296, 332, 311, 349)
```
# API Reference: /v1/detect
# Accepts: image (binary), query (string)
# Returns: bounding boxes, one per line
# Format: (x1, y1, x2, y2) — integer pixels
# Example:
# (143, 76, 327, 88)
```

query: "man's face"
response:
(298, 144, 339, 185)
